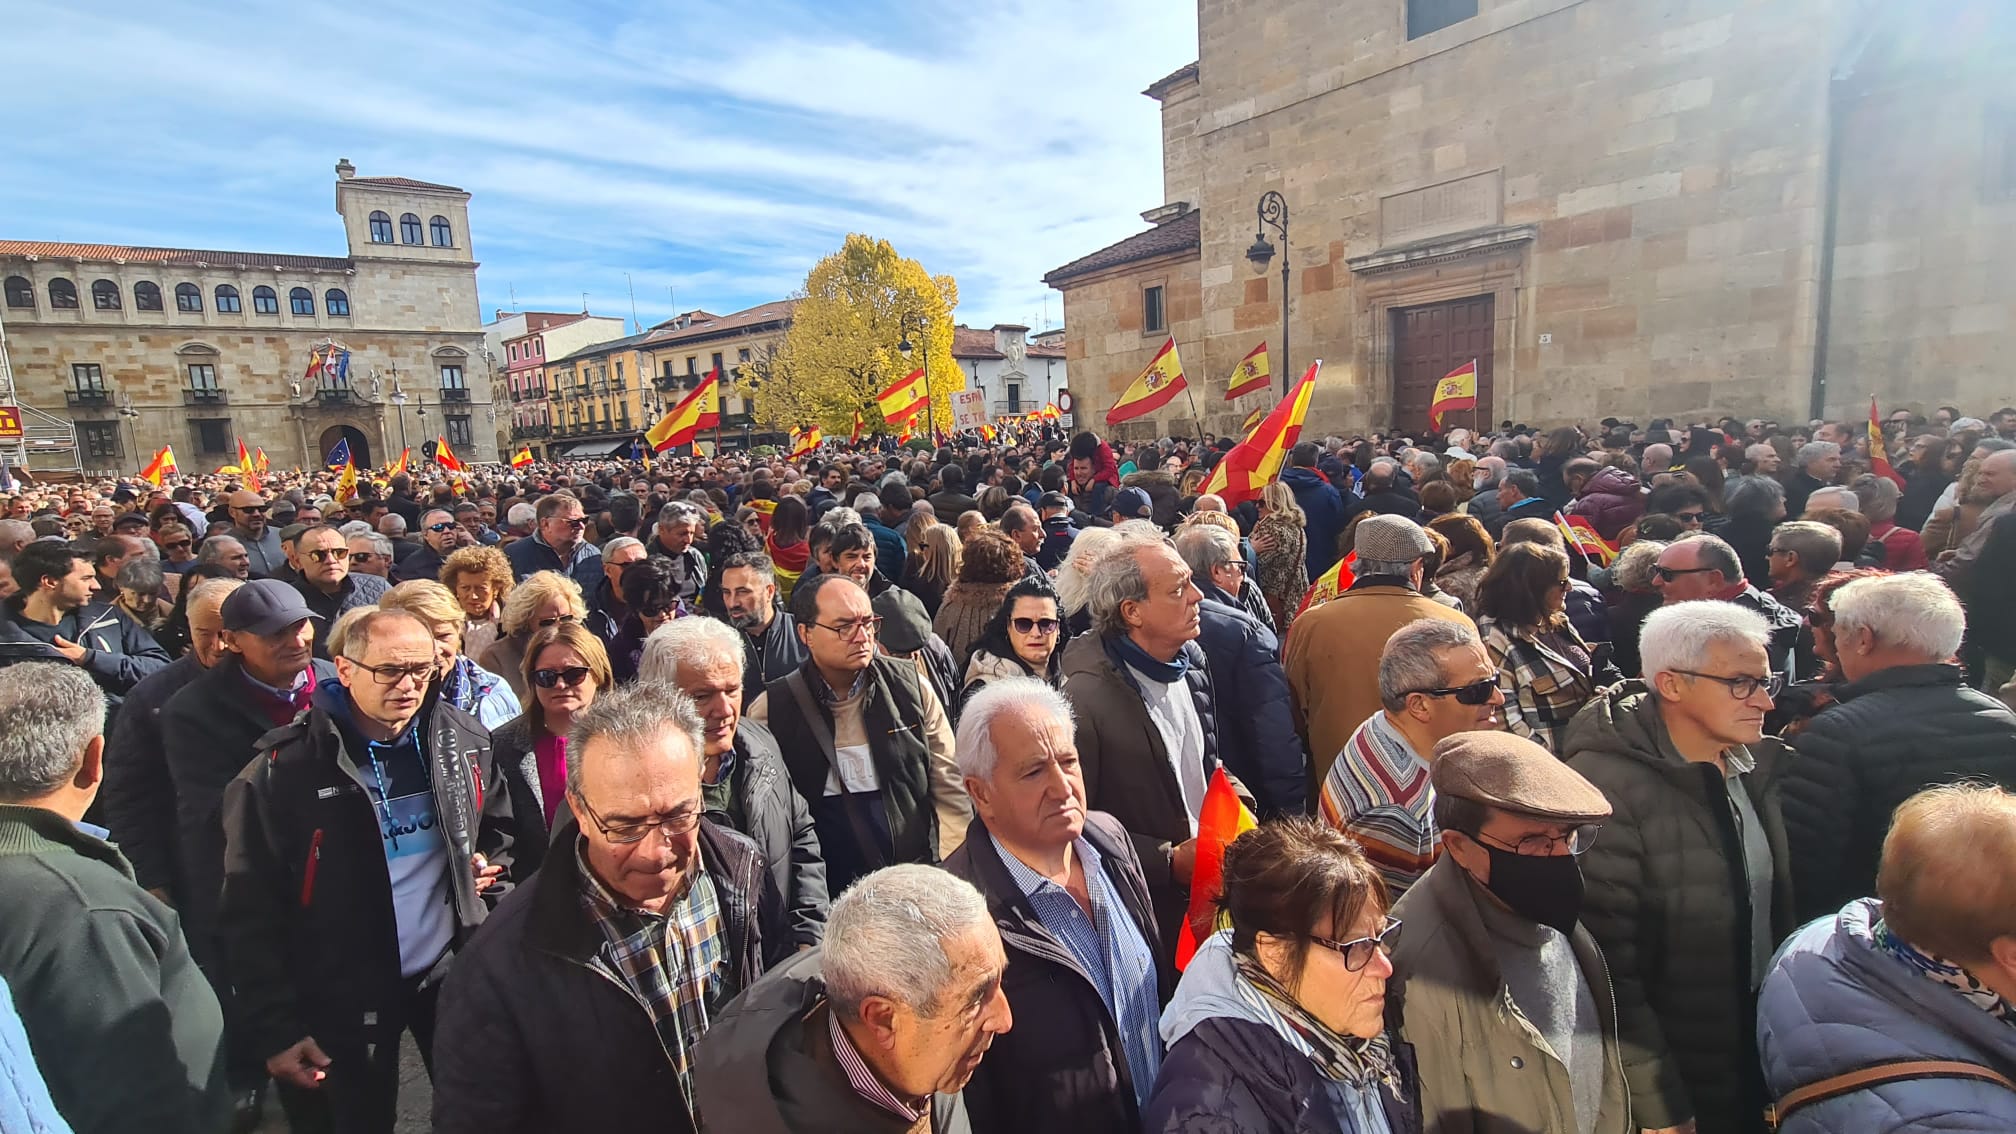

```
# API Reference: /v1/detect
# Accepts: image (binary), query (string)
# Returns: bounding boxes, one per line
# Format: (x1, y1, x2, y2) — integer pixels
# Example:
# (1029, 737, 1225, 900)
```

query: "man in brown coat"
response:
(1283, 515, 1471, 785)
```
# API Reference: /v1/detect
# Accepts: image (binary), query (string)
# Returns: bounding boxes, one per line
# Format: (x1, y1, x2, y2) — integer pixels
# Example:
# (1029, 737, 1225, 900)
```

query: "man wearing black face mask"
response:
(1388, 732, 1633, 1134)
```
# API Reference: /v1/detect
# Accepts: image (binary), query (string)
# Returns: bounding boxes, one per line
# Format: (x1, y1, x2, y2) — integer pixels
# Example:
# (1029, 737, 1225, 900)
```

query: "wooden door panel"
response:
(1391, 296, 1494, 436)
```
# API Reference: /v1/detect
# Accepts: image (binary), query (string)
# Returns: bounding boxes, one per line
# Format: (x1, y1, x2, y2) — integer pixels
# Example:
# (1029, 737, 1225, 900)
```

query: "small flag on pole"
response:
(140, 445, 178, 486)
(325, 437, 352, 469)
(646, 369, 721, 451)
(511, 446, 534, 470)
(1199, 361, 1322, 507)
(434, 437, 464, 473)
(1174, 768, 1258, 970)
(877, 370, 929, 424)
(849, 410, 864, 446)
(1224, 341, 1270, 400)
(1868, 395, 1905, 488)
(1106, 338, 1186, 426)
(1429, 359, 1478, 431)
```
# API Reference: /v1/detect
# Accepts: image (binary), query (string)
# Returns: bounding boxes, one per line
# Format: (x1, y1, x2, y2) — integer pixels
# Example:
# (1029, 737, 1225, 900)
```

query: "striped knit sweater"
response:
(1316, 711, 1440, 898)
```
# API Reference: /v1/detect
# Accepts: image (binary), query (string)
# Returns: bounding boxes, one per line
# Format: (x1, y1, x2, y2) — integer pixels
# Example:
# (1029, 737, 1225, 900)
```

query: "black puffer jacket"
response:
(1784, 663, 2016, 922)
(1193, 592, 1305, 818)
(1561, 683, 1794, 1134)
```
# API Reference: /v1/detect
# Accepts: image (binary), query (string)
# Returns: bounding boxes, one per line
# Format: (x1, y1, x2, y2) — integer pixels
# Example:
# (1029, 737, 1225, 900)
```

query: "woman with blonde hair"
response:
(491, 621, 613, 875)
(904, 521, 961, 617)
(1253, 478, 1309, 629)
(479, 569, 587, 702)
(378, 578, 522, 729)
(439, 544, 512, 660)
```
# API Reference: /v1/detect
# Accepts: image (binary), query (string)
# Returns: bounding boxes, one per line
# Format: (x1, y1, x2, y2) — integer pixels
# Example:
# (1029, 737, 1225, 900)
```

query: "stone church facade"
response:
(1046, 0, 2016, 439)
(1, 159, 494, 474)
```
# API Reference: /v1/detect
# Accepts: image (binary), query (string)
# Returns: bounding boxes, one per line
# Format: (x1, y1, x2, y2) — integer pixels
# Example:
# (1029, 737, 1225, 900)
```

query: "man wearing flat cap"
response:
(1284, 513, 1472, 787)
(1388, 731, 1632, 1134)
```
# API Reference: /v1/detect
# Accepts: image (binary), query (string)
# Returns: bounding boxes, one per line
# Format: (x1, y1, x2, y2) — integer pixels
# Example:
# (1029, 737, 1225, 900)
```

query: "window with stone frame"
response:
(91, 279, 121, 310)
(71, 363, 105, 392)
(79, 421, 120, 461)
(369, 211, 394, 243)
(4, 276, 33, 308)
(187, 363, 222, 393)
(445, 414, 472, 447)
(400, 213, 423, 244)
(175, 282, 202, 312)
(1407, 0, 1476, 39)
(439, 364, 467, 390)
(430, 215, 453, 247)
(253, 286, 279, 314)
(290, 288, 314, 315)
(192, 418, 232, 455)
(326, 289, 350, 317)
(214, 285, 242, 314)
(49, 278, 78, 309)
(134, 281, 163, 310)
(1142, 284, 1166, 334)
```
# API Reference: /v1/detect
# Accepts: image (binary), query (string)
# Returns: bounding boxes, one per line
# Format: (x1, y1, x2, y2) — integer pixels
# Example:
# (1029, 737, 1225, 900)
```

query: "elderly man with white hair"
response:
(1782, 573, 2016, 923)
(1563, 600, 1795, 1134)
(1786, 440, 1843, 516)
(1759, 782, 2016, 1132)
(694, 864, 1012, 1133)
(944, 679, 1169, 1133)
(638, 615, 828, 951)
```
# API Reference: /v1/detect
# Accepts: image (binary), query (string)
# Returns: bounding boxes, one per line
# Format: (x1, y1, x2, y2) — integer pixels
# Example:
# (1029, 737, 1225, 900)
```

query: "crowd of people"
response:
(1, 403, 2015, 1134)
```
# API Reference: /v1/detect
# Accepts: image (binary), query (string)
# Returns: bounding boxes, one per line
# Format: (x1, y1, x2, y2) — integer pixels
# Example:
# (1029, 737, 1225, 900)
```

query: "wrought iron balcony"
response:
(184, 387, 228, 406)
(439, 387, 471, 403)
(65, 388, 109, 406)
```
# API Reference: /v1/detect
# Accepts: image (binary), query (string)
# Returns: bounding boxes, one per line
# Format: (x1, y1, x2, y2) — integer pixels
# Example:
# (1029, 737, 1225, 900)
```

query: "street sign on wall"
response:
(0, 406, 21, 440)
(951, 389, 988, 430)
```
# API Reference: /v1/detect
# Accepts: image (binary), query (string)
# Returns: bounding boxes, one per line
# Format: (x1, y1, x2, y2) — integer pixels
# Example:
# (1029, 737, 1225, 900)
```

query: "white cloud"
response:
(2, 0, 1196, 329)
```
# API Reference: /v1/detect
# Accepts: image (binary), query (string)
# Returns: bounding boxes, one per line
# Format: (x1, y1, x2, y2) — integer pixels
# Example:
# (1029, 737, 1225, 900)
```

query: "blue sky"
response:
(5, 0, 1197, 332)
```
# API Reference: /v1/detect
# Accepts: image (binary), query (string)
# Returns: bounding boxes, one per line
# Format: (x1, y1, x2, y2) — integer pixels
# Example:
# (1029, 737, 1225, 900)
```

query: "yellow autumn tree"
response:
(746, 234, 959, 437)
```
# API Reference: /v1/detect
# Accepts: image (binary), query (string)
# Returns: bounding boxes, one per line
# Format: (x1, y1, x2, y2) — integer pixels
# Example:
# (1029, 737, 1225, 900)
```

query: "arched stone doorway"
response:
(318, 424, 372, 470)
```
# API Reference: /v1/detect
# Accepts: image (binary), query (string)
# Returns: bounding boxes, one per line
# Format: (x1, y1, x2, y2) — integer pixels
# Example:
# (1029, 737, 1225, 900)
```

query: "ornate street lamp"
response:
(1246, 190, 1291, 396)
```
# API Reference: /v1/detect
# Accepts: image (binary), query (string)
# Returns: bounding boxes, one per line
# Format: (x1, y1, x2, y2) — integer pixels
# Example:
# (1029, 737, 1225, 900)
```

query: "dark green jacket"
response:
(0, 804, 227, 1134)
(1561, 683, 1795, 1134)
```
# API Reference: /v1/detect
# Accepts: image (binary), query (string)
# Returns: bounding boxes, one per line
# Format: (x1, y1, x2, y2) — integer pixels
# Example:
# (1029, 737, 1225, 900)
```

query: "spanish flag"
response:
(898, 413, 920, 445)
(1869, 395, 1905, 488)
(1556, 512, 1618, 567)
(389, 447, 410, 477)
(1224, 341, 1270, 400)
(788, 425, 822, 459)
(511, 446, 535, 470)
(139, 445, 178, 486)
(1175, 768, 1258, 970)
(235, 438, 261, 494)
(1199, 361, 1321, 507)
(254, 447, 270, 476)
(1429, 359, 1478, 431)
(877, 369, 929, 424)
(1038, 403, 1061, 421)
(849, 410, 864, 446)
(435, 437, 464, 473)
(1106, 337, 1187, 426)
(647, 369, 722, 452)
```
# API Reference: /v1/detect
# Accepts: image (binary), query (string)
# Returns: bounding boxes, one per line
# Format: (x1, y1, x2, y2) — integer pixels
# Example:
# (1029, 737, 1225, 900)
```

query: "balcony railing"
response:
(65, 388, 109, 406)
(439, 387, 471, 403)
(316, 383, 360, 405)
(184, 387, 228, 405)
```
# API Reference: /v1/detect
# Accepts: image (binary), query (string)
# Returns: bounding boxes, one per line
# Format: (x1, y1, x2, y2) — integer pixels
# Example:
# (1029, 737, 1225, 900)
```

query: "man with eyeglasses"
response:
(292, 526, 390, 658)
(393, 508, 460, 584)
(647, 501, 709, 607)
(1390, 730, 1630, 1134)
(746, 573, 966, 896)
(218, 607, 513, 1133)
(505, 492, 604, 594)
(346, 531, 394, 578)
(225, 490, 285, 577)
(432, 682, 790, 1133)
(1562, 601, 1796, 1134)
(1651, 534, 1801, 678)
(1319, 618, 1504, 899)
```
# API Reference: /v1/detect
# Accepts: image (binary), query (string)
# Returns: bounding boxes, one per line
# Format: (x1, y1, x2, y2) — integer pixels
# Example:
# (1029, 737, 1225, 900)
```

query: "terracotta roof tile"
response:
(640, 299, 799, 345)
(1043, 209, 1199, 286)
(0, 240, 352, 272)
(342, 175, 465, 193)
(952, 326, 1004, 359)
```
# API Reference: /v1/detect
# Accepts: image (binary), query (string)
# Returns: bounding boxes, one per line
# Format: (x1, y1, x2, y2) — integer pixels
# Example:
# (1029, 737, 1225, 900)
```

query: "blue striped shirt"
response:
(990, 831, 1162, 1108)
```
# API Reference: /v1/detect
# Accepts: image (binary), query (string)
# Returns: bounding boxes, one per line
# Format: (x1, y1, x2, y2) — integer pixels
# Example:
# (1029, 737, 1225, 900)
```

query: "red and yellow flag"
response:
(788, 425, 822, 459)
(1868, 395, 1905, 488)
(1224, 341, 1270, 400)
(254, 447, 270, 476)
(877, 369, 929, 424)
(1556, 511, 1618, 567)
(434, 437, 464, 473)
(389, 447, 410, 477)
(235, 438, 261, 493)
(1038, 402, 1061, 421)
(335, 460, 359, 505)
(139, 445, 178, 486)
(898, 413, 920, 445)
(848, 410, 864, 446)
(1198, 361, 1321, 507)
(511, 446, 535, 470)
(1239, 404, 1267, 437)
(1175, 768, 1259, 970)
(1106, 337, 1186, 426)
(646, 369, 722, 451)
(1429, 359, 1478, 430)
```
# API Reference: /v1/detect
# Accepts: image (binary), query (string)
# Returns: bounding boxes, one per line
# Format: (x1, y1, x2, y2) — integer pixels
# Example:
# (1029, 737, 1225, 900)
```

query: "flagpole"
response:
(1180, 377, 1209, 453)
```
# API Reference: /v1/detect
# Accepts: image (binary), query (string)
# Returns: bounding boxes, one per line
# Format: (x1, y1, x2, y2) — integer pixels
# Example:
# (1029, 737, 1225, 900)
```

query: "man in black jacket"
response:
(946, 679, 1173, 1134)
(719, 550, 807, 695)
(1784, 573, 2016, 921)
(0, 662, 229, 1134)
(293, 525, 391, 658)
(640, 615, 828, 950)
(0, 541, 170, 712)
(1652, 534, 1804, 677)
(431, 683, 788, 1134)
(218, 607, 513, 1133)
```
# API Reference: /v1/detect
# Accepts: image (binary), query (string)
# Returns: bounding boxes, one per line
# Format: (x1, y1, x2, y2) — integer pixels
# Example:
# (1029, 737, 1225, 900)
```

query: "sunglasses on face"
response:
(1011, 617, 1061, 636)
(305, 548, 350, 563)
(235, 505, 269, 514)
(534, 613, 579, 630)
(162, 539, 192, 550)
(1674, 511, 1707, 523)
(552, 516, 589, 529)
(1653, 564, 1718, 582)
(1411, 677, 1497, 705)
(532, 665, 593, 689)
(639, 603, 677, 620)
(427, 522, 459, 533)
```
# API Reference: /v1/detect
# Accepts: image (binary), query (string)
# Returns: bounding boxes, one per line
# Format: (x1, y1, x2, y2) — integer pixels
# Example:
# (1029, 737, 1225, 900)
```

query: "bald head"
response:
(1978, 448, 2016, 501)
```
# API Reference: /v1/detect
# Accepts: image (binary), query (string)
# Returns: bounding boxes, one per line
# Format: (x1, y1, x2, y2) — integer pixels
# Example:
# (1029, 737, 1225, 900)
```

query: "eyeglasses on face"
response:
(1473, 823, 1602, 857)
(815, 616, 882, 639)
(639, 603, 678, 620)
(1673, 511, 1707, 524)
(1652, 564, 1718, 582)
(1309, 916, 1403, 972)
(1675, 669, 1783, 700)
(1410, 677, 1497, 705)
(534, 613, 579, 630)
(426, 522, 459, 533)
(344, 658, 436, 686)
(162, 539, 192, 550)
(572, 792, 700, 844)
(532, 665, 593, 689)
(551, 515, 589, 529)
(305, 547, 350, 563)
(1011, 617, 1061, 636)
(234, 505, 269, 514)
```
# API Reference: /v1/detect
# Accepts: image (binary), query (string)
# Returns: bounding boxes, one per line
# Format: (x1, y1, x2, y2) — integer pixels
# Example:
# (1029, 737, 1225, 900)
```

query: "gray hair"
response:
(349, 531, 394, 559)
(1724, 475, 1786, 522)
(657, 501, 704, 529)
(378, 513, 409, 536)
(1768, 521, 1841, 576)
(1406, 451, 1442, 478)
(564, 682, 706, 797)
(637, 615, 746, 690)
(114, 557, 164, 594)
(507, 502, 537, 528)
(1503, 468, 1540, 497)
(420, 508, 454, 529)
(338, 519, 374, 538)
(852, 492, 881, 512)
(822, 864, 991, 1019)
(186, 577, 245, 612)
(1796, 440, 1841, 468)
(0, 664, 105, 802)
(1355, 557, 1419, 578)
(602, 535, 644, 560)
(1639, 601, 1773, 680)
(1675, 532, 1743, 582)
(1054, 527, 1122, 617)
(1172, 523, 1238, 582)
(1377, 619, 1483, 712)
(1831, 573, 1965, 662)
(1852, 473, 1901, 524)
(1612, 540, 1668, 592)
(1084, 530, 1169, 637)
(0, 519, 32, 547)
(196, 535, 245, 565)
(1805, 486, 1860, 513)
(954, 677, 1075, 780)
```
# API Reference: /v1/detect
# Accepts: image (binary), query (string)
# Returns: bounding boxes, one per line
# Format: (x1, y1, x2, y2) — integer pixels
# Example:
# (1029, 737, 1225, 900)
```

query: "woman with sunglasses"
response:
(607, 555, 687, 683)
(479, 569, 587, 702)
(1478, 542, 1612, 756)
(956, 578, 1064, 711)
(1147, 818, 1415, 1134)
(491, 622, 613, 877)
(376, 579, 522, 730)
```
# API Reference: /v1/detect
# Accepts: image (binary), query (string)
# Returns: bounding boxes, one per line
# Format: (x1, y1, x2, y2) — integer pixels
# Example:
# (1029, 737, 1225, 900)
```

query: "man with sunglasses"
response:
(1390, 730, 1631, 1134)
(1562, 601, 1795, 1134)
(225, 491, 285, 577)
(392, 508, 460, 584)
(505, 492, 604, 594)
(292, 526, 390, 658)
(217, 607, 514, 1134)
(1651, 534, 1800, 677)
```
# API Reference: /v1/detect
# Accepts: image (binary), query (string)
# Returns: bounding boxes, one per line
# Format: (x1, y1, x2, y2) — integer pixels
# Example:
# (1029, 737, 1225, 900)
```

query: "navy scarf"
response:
(1106, 632, 1188, 684)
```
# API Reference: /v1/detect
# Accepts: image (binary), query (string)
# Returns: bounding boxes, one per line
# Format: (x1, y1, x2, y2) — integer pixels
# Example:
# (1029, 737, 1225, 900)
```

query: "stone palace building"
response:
(1045, 0, 2016, 438)
(1, 159, 494, 475)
